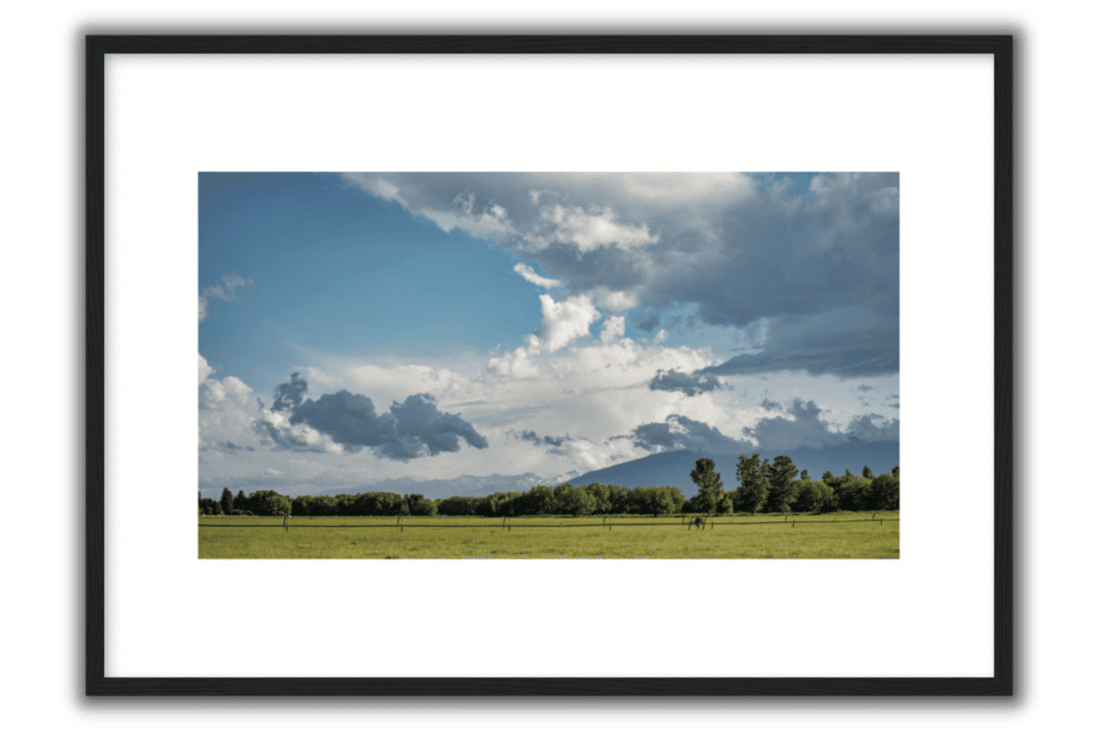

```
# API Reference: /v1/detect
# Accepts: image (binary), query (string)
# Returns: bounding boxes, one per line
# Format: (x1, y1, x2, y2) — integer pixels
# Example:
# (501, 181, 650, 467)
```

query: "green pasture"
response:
(198, 511, 899, 559)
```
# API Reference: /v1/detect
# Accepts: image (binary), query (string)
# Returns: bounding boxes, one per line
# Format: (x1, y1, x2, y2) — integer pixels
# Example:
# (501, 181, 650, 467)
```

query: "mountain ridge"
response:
(292, 441, 899, 500)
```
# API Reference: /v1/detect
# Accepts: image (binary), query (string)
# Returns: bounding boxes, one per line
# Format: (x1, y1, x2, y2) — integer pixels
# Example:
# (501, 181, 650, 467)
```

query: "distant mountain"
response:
(314, 472, 545, 500)
(565, 442, 899, 495)
(288, 441, 898, 501)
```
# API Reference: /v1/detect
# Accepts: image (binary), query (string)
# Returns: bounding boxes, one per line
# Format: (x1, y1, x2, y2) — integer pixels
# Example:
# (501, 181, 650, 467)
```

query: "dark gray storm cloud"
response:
(648, 369, 722, 396)
(272, 372, 308, 411)
(697, 306, 898, 378)
(384, 393, 489, 460)
(631, 398, 898, 455)
(744, 399, 850, 450)
(845, 414, 900, 443)
(265, 375, 487, 461)
(631, 414, 753, 455)
(341, 172, 898, 380)
(519, 430, 570, 448)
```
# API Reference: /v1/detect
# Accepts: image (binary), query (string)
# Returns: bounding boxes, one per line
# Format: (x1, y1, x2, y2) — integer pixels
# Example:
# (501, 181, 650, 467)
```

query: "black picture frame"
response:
(60, 7, 1038, 726)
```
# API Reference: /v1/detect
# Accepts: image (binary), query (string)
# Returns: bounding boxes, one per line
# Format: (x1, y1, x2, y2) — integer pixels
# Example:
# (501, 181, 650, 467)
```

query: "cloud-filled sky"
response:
(199, 172, 898, 494)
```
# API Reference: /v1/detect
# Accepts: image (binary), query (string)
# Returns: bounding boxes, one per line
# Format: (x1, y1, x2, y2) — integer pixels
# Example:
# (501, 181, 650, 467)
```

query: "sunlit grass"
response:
(199, 511, 899, 559)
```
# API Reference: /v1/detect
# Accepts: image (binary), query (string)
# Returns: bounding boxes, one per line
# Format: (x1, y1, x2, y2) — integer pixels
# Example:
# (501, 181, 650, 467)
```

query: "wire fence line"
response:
(199, 517, 899, 530)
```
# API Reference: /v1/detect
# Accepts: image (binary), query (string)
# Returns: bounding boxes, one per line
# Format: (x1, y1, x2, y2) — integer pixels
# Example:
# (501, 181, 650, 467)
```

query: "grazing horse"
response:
(691, 517, 706, 530)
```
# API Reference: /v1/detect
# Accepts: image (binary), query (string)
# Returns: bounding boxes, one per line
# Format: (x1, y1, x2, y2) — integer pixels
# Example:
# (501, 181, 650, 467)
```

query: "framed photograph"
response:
(87, 35, 1012, 695)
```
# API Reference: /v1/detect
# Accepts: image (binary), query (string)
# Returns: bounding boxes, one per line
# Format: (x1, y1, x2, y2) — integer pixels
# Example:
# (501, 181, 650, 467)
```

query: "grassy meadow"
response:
(198, 511, 899, 559)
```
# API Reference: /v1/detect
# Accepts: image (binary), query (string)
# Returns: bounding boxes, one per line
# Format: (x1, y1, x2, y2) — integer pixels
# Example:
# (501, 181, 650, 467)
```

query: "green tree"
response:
(871, 473, 901, 511)
(407, 494, 438, 516)
(556, 484, 597, 516)
(689, 458, 724, 515)
(862, 465, 874, 479)
(763, 455, 799, 513)
(835, 475, 874, 511)
(524, 485, 560, 515)
(248, 490, 292, 516)
(734, 454, 769, 514)
(791, 480, 828, 513)
(629, 486, 684, 516)
(437, 496, 481, 516)
(800, 469, 810, 480)
(584, 483, 622, 515)
(220, 487, 234, 515)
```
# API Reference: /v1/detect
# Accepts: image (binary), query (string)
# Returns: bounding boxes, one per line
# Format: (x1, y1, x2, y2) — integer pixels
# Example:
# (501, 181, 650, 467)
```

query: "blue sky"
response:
(200, 173, 546, 390)
(199, 172, 899, 494)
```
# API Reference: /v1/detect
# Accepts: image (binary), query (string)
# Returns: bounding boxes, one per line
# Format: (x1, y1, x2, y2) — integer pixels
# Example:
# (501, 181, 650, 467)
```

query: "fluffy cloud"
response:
(513, 263, 562, 289)
(744, 398, 850, 451)
(340, 172, 898, 380)
(630, 397, 899, 455)
(486, 346, 541, 380)
(845, 413, 901, 443)
(271, 371, 308, 411)
(599, 315, 626, 343)
(199, 355, 261, 452)
(198, 273, 250, 322)
(516, 430, 575, 457)
(198, 353, 213, 385)
(529, 293, 600, 353)
(523, 202, 659, 253)
(631, 414, 753, 454)
(648, 368, 722, 396)
(261, 374, 487, 461)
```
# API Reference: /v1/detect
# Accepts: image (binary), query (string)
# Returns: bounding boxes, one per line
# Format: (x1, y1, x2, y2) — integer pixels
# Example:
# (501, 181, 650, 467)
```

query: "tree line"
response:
(684, 455, 899, 516)
(199, 455, 899, 518)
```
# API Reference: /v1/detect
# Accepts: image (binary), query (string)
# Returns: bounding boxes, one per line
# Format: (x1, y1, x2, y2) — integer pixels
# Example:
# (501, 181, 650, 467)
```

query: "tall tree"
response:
(871, 473, 901, 511)
(734, 454, 769, 515)
(219, 487, 234, 514)
(689, 457, 724, 514)
(862, 466, 874, 479)
(764, 455, 799, 512)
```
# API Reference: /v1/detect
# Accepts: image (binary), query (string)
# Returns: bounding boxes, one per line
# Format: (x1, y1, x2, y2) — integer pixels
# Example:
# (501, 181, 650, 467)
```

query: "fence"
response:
(199, 515, 899, 532)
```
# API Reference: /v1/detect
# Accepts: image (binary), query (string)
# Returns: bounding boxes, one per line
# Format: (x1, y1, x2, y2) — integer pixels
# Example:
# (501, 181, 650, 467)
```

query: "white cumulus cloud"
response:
(529, 293, 601, 353)
(513, 263, 562, 289)
(525, 203, 659, 253)
(199, 274, 250, 322)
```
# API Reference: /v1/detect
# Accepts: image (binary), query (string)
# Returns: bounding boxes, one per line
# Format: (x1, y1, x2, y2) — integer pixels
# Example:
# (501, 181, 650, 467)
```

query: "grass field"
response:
(198, 511, 899, 559)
